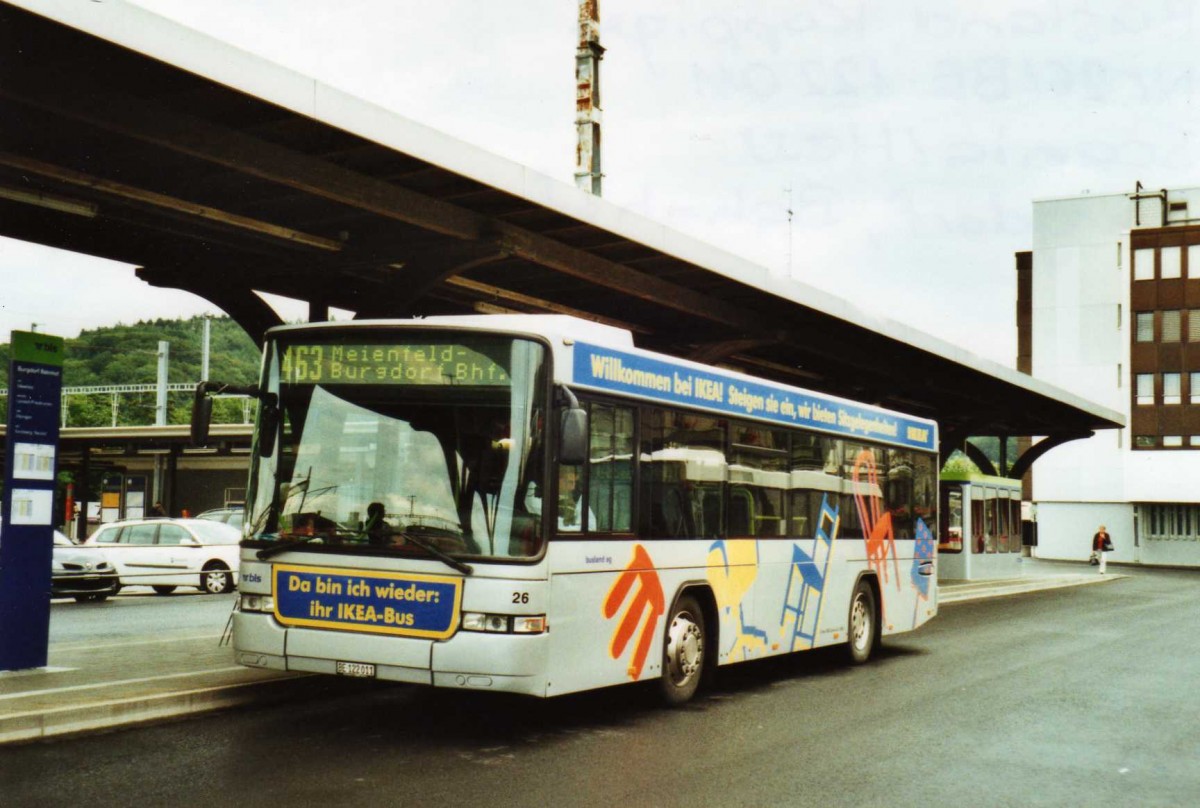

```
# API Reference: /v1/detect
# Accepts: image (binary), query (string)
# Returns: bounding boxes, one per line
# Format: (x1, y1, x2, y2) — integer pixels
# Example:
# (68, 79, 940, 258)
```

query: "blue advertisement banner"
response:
(572, 342, 937, 452)
(273, 565, 463, 639)
(1, 331, 64, 671)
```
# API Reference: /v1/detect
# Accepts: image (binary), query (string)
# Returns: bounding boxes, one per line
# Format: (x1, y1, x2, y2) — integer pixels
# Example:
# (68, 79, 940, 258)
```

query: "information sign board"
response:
(0, 331, 64, 671)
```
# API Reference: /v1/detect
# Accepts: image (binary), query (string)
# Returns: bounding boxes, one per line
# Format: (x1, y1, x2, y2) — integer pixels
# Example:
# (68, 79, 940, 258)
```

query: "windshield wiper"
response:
(395, 530, 474, 576)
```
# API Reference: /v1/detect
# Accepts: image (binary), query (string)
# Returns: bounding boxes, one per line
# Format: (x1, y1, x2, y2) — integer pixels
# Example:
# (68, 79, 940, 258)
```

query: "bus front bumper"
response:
(232, 611, 549, 696)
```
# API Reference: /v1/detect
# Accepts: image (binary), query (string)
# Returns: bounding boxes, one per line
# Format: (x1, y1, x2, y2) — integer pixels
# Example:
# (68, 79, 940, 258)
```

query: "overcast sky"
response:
(2, 0, 1197, 366)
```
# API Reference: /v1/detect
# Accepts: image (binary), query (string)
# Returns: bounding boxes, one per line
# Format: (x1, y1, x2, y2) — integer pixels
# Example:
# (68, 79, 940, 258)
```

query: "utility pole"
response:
(155, 340, 169, 426)
(574, 0, 603, 195)
(154, 340, 169, 511)
(201, 317, 211, 382)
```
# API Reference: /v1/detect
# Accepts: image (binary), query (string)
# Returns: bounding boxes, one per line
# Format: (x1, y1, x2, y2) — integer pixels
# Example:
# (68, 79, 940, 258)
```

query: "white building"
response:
(1026, 184, 1200, 566)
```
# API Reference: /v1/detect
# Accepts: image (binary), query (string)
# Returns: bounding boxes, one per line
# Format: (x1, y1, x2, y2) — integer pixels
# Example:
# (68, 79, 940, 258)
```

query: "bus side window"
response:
(587, 403, 634, 533)
(728, 423, 788, 538)
(788, 433, 836, 538)
(728, 487, 753, 537)
(639, 407, 726, 539)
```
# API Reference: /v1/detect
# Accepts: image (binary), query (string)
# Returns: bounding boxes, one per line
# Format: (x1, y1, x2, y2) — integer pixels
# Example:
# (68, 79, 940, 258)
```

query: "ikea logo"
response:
(906, 426, 930, 443)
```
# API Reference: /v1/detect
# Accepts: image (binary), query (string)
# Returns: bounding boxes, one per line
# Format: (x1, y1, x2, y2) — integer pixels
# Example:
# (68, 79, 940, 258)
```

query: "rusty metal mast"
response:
(574, 0, 603, 195)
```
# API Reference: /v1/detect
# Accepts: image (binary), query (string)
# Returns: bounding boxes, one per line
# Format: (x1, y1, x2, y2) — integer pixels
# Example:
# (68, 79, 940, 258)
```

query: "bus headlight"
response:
(461, 612, 547, 634)
(240, 594, 275, 613)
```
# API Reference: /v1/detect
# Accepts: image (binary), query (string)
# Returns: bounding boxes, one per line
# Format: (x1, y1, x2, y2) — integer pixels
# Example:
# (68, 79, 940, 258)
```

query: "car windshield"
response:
(246, 332, 548, 561)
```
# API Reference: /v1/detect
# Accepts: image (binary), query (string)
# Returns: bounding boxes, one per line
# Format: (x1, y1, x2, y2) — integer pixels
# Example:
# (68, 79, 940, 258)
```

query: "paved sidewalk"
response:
(0, 558, 1123, 746)
(0, 631, 326, 745)
(940, 558, 1125, 604)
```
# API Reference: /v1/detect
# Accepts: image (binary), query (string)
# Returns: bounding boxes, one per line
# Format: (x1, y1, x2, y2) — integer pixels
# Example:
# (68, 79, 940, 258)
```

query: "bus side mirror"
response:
(556, 384, 588, 465)
(191, 383, 214, 446)
(560, 408, 587, 465)
(258, 404, 279, 457)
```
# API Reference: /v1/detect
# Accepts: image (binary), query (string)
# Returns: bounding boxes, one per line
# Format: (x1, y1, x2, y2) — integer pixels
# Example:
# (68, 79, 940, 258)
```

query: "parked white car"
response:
(85, 518, 241, 594)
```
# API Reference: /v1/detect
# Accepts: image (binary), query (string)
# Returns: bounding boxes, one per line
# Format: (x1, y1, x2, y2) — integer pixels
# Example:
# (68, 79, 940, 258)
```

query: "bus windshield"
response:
(246, 332, 548, 561)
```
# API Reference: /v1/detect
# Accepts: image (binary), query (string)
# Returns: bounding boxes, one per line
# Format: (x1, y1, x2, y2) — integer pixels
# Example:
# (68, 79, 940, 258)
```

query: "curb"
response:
(0, 673, 320, 746)
(940, 573, 1125, 605)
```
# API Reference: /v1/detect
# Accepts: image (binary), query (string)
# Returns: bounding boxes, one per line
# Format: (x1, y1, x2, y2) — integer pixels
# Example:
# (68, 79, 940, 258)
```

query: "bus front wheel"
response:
(660, 593, 706, 706)
(846, 579, 877, 664)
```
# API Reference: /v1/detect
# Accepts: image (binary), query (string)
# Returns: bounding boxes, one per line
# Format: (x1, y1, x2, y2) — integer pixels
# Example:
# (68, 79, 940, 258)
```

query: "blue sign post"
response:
(0, 331, 65, 671)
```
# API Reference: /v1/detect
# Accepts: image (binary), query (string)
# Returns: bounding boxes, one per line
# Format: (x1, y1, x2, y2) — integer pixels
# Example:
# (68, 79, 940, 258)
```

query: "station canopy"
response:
(0, 0, 1122, 466)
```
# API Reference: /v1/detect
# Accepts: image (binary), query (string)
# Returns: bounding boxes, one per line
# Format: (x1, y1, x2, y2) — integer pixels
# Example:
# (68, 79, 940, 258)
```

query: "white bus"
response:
(206, 314, 938, 704)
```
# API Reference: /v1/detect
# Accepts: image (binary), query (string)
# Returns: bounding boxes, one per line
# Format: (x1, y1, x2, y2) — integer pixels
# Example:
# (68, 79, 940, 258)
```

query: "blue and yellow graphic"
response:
(779, 494, 839, 651)
(707, 539, 769, 660)
(911, 517, 935, 599)
(273, 564, 463, 639)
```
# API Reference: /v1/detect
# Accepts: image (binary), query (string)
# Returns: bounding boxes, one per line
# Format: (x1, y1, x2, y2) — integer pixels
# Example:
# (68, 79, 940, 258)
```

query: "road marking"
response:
(0, 667, 246, 701)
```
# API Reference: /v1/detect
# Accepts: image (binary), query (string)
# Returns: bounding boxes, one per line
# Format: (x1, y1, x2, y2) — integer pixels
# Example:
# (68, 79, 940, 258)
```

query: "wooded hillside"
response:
(1, 316, 260, 427)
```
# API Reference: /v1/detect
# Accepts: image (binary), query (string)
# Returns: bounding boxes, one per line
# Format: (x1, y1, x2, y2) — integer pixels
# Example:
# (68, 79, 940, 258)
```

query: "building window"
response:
(1164, 375, 1183, 406)
(1161, 246, 1182, 279)
(1134, 435, 1156, 448)
(1192, 372, 1200, 404)
(1189, 310, 1200, 342)
(1191, 436, 1200, 447)
(1164, 373, 1181, 404)
(1163, 435, 1183, 447)
(1134, 248, 1155, 280)
(1135, 312, 1154, 342)
(1136, 373, 1155, 405)
(1162, 310, 1181, 342)
(1189, 245, 1200, 278)
(1140, 504, 1200, 540)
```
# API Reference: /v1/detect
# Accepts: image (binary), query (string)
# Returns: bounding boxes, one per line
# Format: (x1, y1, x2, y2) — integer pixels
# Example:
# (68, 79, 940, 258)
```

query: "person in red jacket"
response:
(1092, 525, 1113, 574)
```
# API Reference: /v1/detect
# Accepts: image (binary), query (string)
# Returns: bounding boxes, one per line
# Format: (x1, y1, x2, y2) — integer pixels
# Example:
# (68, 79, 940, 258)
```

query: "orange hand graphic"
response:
(604, 544, 665, 680)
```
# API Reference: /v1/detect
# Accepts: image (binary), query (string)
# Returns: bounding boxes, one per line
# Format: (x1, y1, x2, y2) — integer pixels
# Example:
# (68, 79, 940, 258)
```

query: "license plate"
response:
(336, 661, 376, 678)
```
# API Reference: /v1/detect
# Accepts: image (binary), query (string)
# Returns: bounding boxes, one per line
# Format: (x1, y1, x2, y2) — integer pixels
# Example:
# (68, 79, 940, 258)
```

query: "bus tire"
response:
(846, 578, 877, 665)
(660, 593, 706, 706)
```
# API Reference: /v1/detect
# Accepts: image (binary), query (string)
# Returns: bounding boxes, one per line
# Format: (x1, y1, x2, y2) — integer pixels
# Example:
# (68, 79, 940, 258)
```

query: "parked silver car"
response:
(85, 518, 241, 594)
(52, 531, 120, 602)
(196, 506, 244, 530)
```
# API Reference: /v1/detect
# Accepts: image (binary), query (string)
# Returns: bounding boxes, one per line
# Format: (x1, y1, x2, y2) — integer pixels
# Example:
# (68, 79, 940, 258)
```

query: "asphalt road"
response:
(48, 588, 237, 644)
(6, 567, 1197, 807)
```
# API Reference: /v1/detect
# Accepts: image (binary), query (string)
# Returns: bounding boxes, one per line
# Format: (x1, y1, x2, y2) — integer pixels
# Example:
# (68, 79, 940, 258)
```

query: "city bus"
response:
(199, 314, 938, 705)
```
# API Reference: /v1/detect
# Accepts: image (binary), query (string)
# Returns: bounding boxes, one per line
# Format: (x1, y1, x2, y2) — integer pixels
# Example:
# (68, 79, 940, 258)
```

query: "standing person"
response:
(1092, 525, 1113, 574)
(149, 501, 166, 517)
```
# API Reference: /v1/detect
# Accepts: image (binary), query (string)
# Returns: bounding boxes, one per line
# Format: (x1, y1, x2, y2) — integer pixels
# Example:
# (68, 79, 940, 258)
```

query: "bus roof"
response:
(268, 314, 939, 452)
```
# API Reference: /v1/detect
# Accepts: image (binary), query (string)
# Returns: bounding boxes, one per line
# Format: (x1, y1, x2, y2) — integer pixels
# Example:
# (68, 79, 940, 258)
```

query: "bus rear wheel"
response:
(846, 579, 877, 664)
(660, 593, 706, 706)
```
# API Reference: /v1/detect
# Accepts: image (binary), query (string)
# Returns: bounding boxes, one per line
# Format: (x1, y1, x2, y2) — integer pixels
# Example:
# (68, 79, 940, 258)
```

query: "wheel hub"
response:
(850, 596, 869, 650)
(666, 613, 703, 685)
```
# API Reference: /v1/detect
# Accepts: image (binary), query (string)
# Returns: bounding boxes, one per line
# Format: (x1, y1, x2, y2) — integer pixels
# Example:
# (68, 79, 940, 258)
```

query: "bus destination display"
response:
(281, 342, 511, 386)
